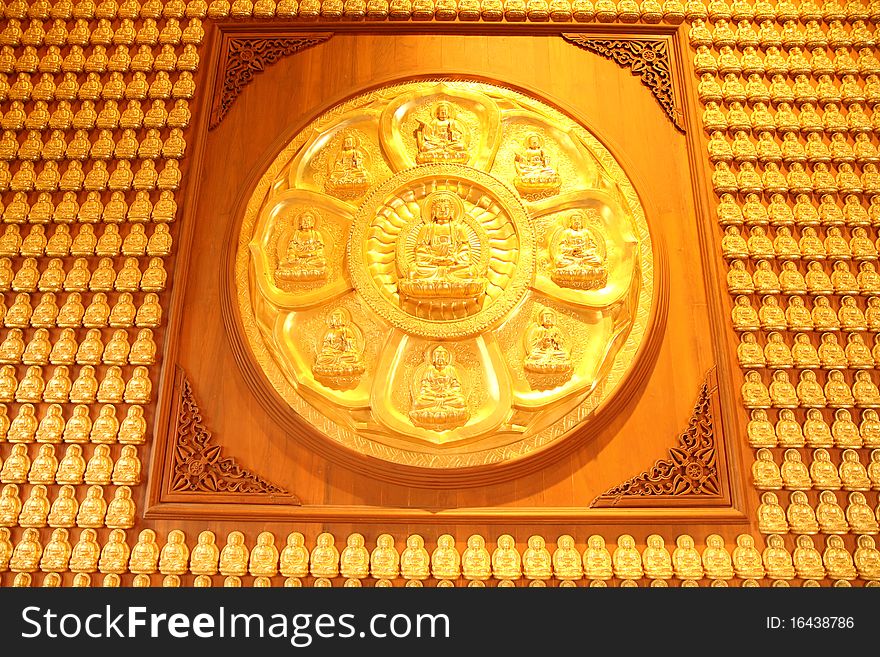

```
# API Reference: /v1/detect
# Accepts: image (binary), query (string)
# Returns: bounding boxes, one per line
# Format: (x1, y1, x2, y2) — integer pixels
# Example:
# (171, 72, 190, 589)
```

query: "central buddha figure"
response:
(275, 210, 328, 283)
(312, 308, 366, 384)
(414, 102, 469, 164)
(326, 132, 370, 196)
(549, 211, 608, 290)
(409, 345, 469, 430)
(397, 191, 488, 305)
(514, 133, 560, 197)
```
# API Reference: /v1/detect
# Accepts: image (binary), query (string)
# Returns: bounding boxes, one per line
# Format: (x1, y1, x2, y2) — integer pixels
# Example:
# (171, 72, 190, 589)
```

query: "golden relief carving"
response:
(235, 79, 656, 471)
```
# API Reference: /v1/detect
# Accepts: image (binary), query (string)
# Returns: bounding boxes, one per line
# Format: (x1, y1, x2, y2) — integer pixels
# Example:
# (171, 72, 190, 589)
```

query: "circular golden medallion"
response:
(234, 79, 659, 479)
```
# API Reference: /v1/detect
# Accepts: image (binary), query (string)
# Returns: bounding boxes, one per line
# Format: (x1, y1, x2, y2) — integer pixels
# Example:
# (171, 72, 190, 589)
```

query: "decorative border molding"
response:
(591, 369, 721, 507)
(562, 34, 685, 133)
(168, 366, 300, 503)
(209, 33, 333, 129)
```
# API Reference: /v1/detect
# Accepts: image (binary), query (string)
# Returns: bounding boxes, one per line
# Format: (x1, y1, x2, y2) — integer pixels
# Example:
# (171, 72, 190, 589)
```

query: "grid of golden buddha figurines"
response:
(2, 528, 879, 587)
(0, 0, 197, 587)
(691, 0, 880, 586)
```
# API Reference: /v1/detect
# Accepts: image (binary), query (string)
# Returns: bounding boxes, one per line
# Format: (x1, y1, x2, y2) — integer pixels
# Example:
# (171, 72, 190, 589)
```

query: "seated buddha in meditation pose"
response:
(275, 210, 327, 283)
(523, 308, 573, 377)
(326, 132, 369, 195)
(312, 308, 365, 382)
(414, 102, 468, 164)
(514, 133, 560, 196)
(549, 211, 608, 290)
(409, 345, 469, 430)
(398, 192, 487, 302)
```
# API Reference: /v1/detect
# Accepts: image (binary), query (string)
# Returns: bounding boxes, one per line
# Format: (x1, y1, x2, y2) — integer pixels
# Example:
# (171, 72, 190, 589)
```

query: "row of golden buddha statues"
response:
(695, 44, 880, 78)
(749, 407, 880, 447)
(0, 483, 136, 528)
(0, 47, 199, 78)
(727, 261, 880, 296)
(0, 257, 167, 293)
(691, 17, 878, 50)
(738, 331, 880, 370)
(757, 489, 879, 535)
(709, 131, 880, 166)
(2, 527, 879, 583)
(700, 75, 880, 111)
(0, 99, 191, 132)
(753, 446, 879, 489)
(0, 328, 156, 365)
(0, 190, 178, 223)
(0, 363, 153, 403)
(0, 65, 195, 100)
(1, 443, 141, 486)
(0, 291, 163, 328)
(732, 294, 880, 332)
(0, 158, 182, 191)
(713, 162, 880, 197)
(0, 402, 147, 444)
(741, 367, 880, 408)
(717, 193, 880, 227)
(0, 224, 172, 257)
(703, 103, 879, 136)
(1, 128, 187, 163)
(723, 225, 880, 260)
(0, 17, 204, 47)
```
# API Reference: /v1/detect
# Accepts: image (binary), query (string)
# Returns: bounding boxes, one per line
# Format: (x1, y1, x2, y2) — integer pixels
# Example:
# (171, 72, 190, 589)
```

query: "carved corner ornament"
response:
(591, 370, 721, 507)
(209, 33, 333, 129)
(170, 366, 300, 503)
(561, 34, 685, 134)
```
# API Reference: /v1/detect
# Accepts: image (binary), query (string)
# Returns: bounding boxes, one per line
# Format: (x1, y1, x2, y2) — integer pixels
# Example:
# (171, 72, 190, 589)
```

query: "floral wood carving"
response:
(591, 370, 720, 506)
(171, 367, 298, 502)
(210, 34, 333, 129)
(561, 35, 685, 133)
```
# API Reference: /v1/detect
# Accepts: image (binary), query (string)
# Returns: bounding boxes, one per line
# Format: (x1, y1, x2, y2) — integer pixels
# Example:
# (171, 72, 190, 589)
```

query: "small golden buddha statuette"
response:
(550, 534, 582, 580)
(311, 532, 339, 579)
(98, 529, 130, 574)
(855, 536, 880, 580)
(47, 484, 77, 527)
(280, 532, 309, 579)
(10, 528, 42, 572)
(190, 530, 220, 576)
(159, 529, 189, 575)
(400, 534, 430, 580)
(431, 534, 460, 580)
(642, 534, 673, 580)
(249, 531, 279, 577)
(612, 534, 643, 579)
(757, 492, 788, 534)
(462, 534, 491, 580)
(105, 486, 134, 529)
(522, 535, 551, 580)
(76, 485, 107, 528)
(752, 448, 783, 489)
(491, 534, 521, 580)
(810, 448, 842, 490)
(129, 529, 159, 574)
(762, 534, 794, 580)
(816, 490, 849, 534)
(40, 528, 71, 573)
(845, 491, 879, 534)
(70, 529, 100, 573)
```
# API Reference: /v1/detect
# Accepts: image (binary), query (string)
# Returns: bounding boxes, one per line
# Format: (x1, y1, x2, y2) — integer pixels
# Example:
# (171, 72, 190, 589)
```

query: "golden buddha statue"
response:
(859, 261, 880, 295)
(310, 532, 339, 579)
(129, 529, 159, 574)
(832, 409, 862, 448)
(861, 410, 880, 447)
(10, 528, 42, 573)
(0, 483, 22, 526)
(431, 534, 460, 580)
(279, 532, 309, 578)
(747, 409, 776, 448)
(817, 332, 845, 369)
(761, 534, 794, 581)
(43, 364, 72, 403)
(63, 258, 90, 292)
(249, 531, 279, 577)
(190, 531, 220, 576)
(56, 293, 84, 328)
(28, 444, 57, 484)
(110, 292, 137, 327)
(97, 365, 125, 403)
(846, 491, 879, 534)
(325, 131, 370, 196)
(69, 529, 100, 574)
(98, 529, 130, 575)
(512, 132, 561, 197)
(96, 225, 122, 256)
(816, 490, 849, 534)
(0, 329, 25, 364)
(76, 484, 106, 528)
(40, 528, 71, 573)
(130, 329, 156, 365)
(854, 535, 880, 580)
(771, 370, 803, 408)
(75, 329, 103, 366)
(792, 535, 825, 580)
(845, 333, 873, 369)
(159, 529, 189, 575)
(701, 535, 733, 580)
(19, 484, 50, 527)
(786, 490, 818, 535)
(641, 534, 673, 580)
(810, 448, 841, 489)
(610, 535, 642, 580)
(106, 486, 135, 527)
(752, 448, 783, 489)
(56, 445, 85, 485)
(370, 533, 399, 580)
(839, 450, 870, 491)
(412, 102, 469, 164)
(521, 535, 551, 580)
(523, 308, 573, 377)
(275, 210, 328, 283)
(758, 295, 786, 331)
(101, 330, 129, 366)
(741, 371, 770, 409)
(311, 308, 365, 384)
(757, 491, 788, 534)
(119, 406, 146, 444)
(409, 345, 469, 429)
(124, 365, 151, 404)
(147, 225, 173, 257)
(84, 444, 112, 485)
(16, 365, 46, 403)
(63, 405, 92, 443)
(853, 370, 880, 406)
(462, 534, 492, 580)
(218, 531, 248, 576)
(400, 534, 430, 580)
(489, 534, 520, 580)
(764, 332, 793, 368)
(789, 333, 818, 370)
(0, 365, 19, 403)
(732, 295, 759, 331)
(780, 448, 811, 490)
(121, 224, 148, 257)
(48, 484, 78, 528)
(111, 445, 140, 486)
(70, 365, 99, 404)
